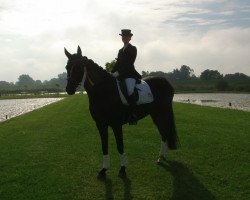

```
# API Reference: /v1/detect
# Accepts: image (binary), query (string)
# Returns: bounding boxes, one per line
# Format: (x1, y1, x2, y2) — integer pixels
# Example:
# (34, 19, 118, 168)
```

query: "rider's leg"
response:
(125, 78, 137, 125)
(125, 78, 136, 96)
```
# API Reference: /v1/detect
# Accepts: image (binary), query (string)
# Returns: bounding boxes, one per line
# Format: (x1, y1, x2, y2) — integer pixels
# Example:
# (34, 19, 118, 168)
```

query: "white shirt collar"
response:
(123, 43, 130, 51)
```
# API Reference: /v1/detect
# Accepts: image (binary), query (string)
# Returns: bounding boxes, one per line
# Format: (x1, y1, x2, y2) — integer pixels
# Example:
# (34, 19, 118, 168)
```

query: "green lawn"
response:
(0, 94, 249, 200)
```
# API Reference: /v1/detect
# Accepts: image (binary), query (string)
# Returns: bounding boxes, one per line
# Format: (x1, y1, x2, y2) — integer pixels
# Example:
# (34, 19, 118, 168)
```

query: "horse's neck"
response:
(84, 71, 113, 98)
(86, 64, 112, 85)
(83, 62, 113, 92)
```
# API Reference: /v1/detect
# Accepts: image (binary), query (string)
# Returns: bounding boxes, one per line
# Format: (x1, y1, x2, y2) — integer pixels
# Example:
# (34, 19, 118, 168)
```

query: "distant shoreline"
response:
(174, 91, 250, 94)
(0, 93, 68, 100)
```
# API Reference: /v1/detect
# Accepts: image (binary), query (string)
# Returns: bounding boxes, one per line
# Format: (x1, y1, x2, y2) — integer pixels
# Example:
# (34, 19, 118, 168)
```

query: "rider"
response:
(111, 29, 142, 125)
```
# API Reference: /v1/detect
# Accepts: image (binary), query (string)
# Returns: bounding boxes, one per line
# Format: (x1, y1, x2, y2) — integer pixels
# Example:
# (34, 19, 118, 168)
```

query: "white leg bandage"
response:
(159, 141, 168, 157)
(120, 153, 128, 167)
(103, 155, 110, 169)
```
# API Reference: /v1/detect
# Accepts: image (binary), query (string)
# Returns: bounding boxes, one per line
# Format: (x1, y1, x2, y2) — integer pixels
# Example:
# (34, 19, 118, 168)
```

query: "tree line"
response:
(1, 63, 250, 94)
(0, 73, 67, 95)
(106, 61, 250, 92)
(140, 66, 250, 92)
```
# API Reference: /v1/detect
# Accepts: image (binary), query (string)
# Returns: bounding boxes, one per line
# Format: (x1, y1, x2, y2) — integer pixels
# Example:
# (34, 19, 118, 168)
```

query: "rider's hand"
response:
(112, 71, 119, 77)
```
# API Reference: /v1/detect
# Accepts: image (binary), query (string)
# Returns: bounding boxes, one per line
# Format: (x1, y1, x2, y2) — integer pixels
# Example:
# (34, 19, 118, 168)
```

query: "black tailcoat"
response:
(112, 43, 142, 79)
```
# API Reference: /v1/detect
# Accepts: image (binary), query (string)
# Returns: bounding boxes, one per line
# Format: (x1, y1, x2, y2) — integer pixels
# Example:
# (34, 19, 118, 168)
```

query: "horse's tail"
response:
(144, 76, 179, 149)
(165, 98, 179, 149)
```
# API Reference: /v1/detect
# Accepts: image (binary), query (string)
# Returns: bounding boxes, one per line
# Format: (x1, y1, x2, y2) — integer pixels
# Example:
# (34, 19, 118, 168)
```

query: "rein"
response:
(80, 66, 95, 88)
(80, 67, 87, 88)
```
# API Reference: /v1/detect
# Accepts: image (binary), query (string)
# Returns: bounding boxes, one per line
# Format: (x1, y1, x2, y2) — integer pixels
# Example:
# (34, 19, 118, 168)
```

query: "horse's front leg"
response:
(111, 124, 128, 179)
(96, 122, 109, 179)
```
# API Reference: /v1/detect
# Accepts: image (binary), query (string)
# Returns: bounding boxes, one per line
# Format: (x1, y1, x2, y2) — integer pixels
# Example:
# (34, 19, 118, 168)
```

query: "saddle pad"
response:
(116, 79, 154, 105)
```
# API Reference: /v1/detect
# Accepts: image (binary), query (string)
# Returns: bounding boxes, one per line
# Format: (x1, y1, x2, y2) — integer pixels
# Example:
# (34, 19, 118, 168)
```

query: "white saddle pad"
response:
(116, 79, 154, 105)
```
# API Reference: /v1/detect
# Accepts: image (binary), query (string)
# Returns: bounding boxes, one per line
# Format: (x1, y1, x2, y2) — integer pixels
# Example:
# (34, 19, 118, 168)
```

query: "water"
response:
(0, 98, 63, 122)
(0, 94, 249, 123)
(174, 93, 250, 112)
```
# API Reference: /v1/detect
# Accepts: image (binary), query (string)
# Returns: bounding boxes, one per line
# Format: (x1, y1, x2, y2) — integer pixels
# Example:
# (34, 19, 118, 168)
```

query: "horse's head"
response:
(64, 46, 87, 95)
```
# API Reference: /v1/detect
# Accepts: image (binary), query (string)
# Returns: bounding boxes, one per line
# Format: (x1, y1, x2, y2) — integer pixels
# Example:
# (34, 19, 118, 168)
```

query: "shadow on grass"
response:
(99, 177, 132, 200)
(160, 161, 217, 200)
(103, 178, 114, 200)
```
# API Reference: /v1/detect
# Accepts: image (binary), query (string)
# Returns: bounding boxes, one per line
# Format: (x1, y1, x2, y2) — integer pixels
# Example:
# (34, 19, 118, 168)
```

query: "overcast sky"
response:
(0, 0, 250, 82)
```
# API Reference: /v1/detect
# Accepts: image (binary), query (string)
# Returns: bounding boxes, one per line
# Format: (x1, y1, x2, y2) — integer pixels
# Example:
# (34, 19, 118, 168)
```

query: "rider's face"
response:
(122, 35, 131, 44)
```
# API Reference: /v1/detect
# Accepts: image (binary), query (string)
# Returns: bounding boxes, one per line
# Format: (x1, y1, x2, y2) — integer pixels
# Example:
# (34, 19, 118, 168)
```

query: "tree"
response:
(224, 73, 250, 81)
(148, 71, 167, 78)
(0, 81, 14, 87)
(180, 65, 195, 79)
(57, 72, 67, 88)
(141, 71, 149, 78)
(35, 80, 42, 86)
(200, 69, 223, 81)
(58, 72, 67, 80)
(43, 73, 67, 89)
(171, 65, 195, 80)
(16, 74, 35, 87)
(105, 60, 116, 72)
(216, 79, 229, 91)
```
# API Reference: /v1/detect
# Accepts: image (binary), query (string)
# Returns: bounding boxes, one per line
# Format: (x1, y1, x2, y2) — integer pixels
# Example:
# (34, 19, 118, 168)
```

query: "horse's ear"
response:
(64, 48, 72, 58)
(77, 46, 82, 56)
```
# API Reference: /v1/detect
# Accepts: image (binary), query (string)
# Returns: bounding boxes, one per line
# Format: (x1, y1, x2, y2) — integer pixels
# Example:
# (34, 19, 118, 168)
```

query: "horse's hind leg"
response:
(150, 111, 169, 164)
(96, 122, 109, 179)
(111, 124, 128, 179)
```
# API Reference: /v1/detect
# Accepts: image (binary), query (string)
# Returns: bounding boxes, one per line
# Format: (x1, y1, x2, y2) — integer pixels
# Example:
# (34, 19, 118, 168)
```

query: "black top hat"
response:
(119, 29, 133, 36)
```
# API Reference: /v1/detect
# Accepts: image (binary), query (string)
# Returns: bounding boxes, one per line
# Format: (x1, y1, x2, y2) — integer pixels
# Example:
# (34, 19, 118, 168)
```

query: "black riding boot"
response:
(127, 93, 137, 125)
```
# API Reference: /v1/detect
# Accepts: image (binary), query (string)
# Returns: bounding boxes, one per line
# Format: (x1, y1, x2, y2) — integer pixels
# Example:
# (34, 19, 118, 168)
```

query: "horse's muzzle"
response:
(66, 85, 76, 95)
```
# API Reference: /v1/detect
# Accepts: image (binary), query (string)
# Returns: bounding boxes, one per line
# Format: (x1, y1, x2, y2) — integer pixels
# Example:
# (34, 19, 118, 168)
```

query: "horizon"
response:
(0, 0, 250, 82)
(1, 66, 249, 84)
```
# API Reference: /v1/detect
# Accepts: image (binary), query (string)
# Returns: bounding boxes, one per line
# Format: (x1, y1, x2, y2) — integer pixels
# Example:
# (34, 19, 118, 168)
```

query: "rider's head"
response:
(119, 29, 133, 44)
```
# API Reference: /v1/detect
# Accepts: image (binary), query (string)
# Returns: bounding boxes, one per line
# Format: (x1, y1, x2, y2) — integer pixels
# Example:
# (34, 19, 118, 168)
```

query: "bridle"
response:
(67, 57, 95, 89)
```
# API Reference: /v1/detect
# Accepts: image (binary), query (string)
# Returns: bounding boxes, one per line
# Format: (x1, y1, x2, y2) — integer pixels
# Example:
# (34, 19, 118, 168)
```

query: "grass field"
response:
(0, 94, 249, 200)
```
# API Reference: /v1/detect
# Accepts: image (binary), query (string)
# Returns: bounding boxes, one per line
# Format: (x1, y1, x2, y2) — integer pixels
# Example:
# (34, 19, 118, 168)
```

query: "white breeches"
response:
(125, 78, 136, 96)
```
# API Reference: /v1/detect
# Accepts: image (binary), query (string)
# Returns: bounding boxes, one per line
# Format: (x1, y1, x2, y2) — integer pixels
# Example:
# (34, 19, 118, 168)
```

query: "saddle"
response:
(116, 79, 154, 105)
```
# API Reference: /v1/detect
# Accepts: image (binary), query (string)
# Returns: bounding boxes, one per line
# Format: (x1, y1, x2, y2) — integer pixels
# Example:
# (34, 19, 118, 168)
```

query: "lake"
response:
(174, 93, 250, 112)
(0, 98, 63, 122)
(0, 93, 249, 122)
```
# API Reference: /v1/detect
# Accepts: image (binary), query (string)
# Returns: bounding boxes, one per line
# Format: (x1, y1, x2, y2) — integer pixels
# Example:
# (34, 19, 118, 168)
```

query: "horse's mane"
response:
(86, 59, 112, 80)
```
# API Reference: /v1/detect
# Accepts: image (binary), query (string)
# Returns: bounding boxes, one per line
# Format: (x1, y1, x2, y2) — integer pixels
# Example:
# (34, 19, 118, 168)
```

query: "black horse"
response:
(64, 46, 178, 179)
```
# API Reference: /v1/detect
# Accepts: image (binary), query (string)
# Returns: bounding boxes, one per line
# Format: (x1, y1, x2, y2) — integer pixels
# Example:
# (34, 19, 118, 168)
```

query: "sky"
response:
(0, 0, 250, 82)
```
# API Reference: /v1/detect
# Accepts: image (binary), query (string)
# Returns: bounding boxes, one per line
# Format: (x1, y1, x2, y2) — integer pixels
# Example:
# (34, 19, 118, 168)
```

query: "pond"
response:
(0, 98, 63, 122)
(0, 93, 249, 122)
(174, 93, 250, 112)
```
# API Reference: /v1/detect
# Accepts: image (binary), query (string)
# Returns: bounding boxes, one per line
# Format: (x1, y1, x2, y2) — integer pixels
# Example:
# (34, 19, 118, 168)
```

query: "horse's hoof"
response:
(118, 166, 127, 179)
(97, 168, 107, 180)
(157, 156, 167, 165)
